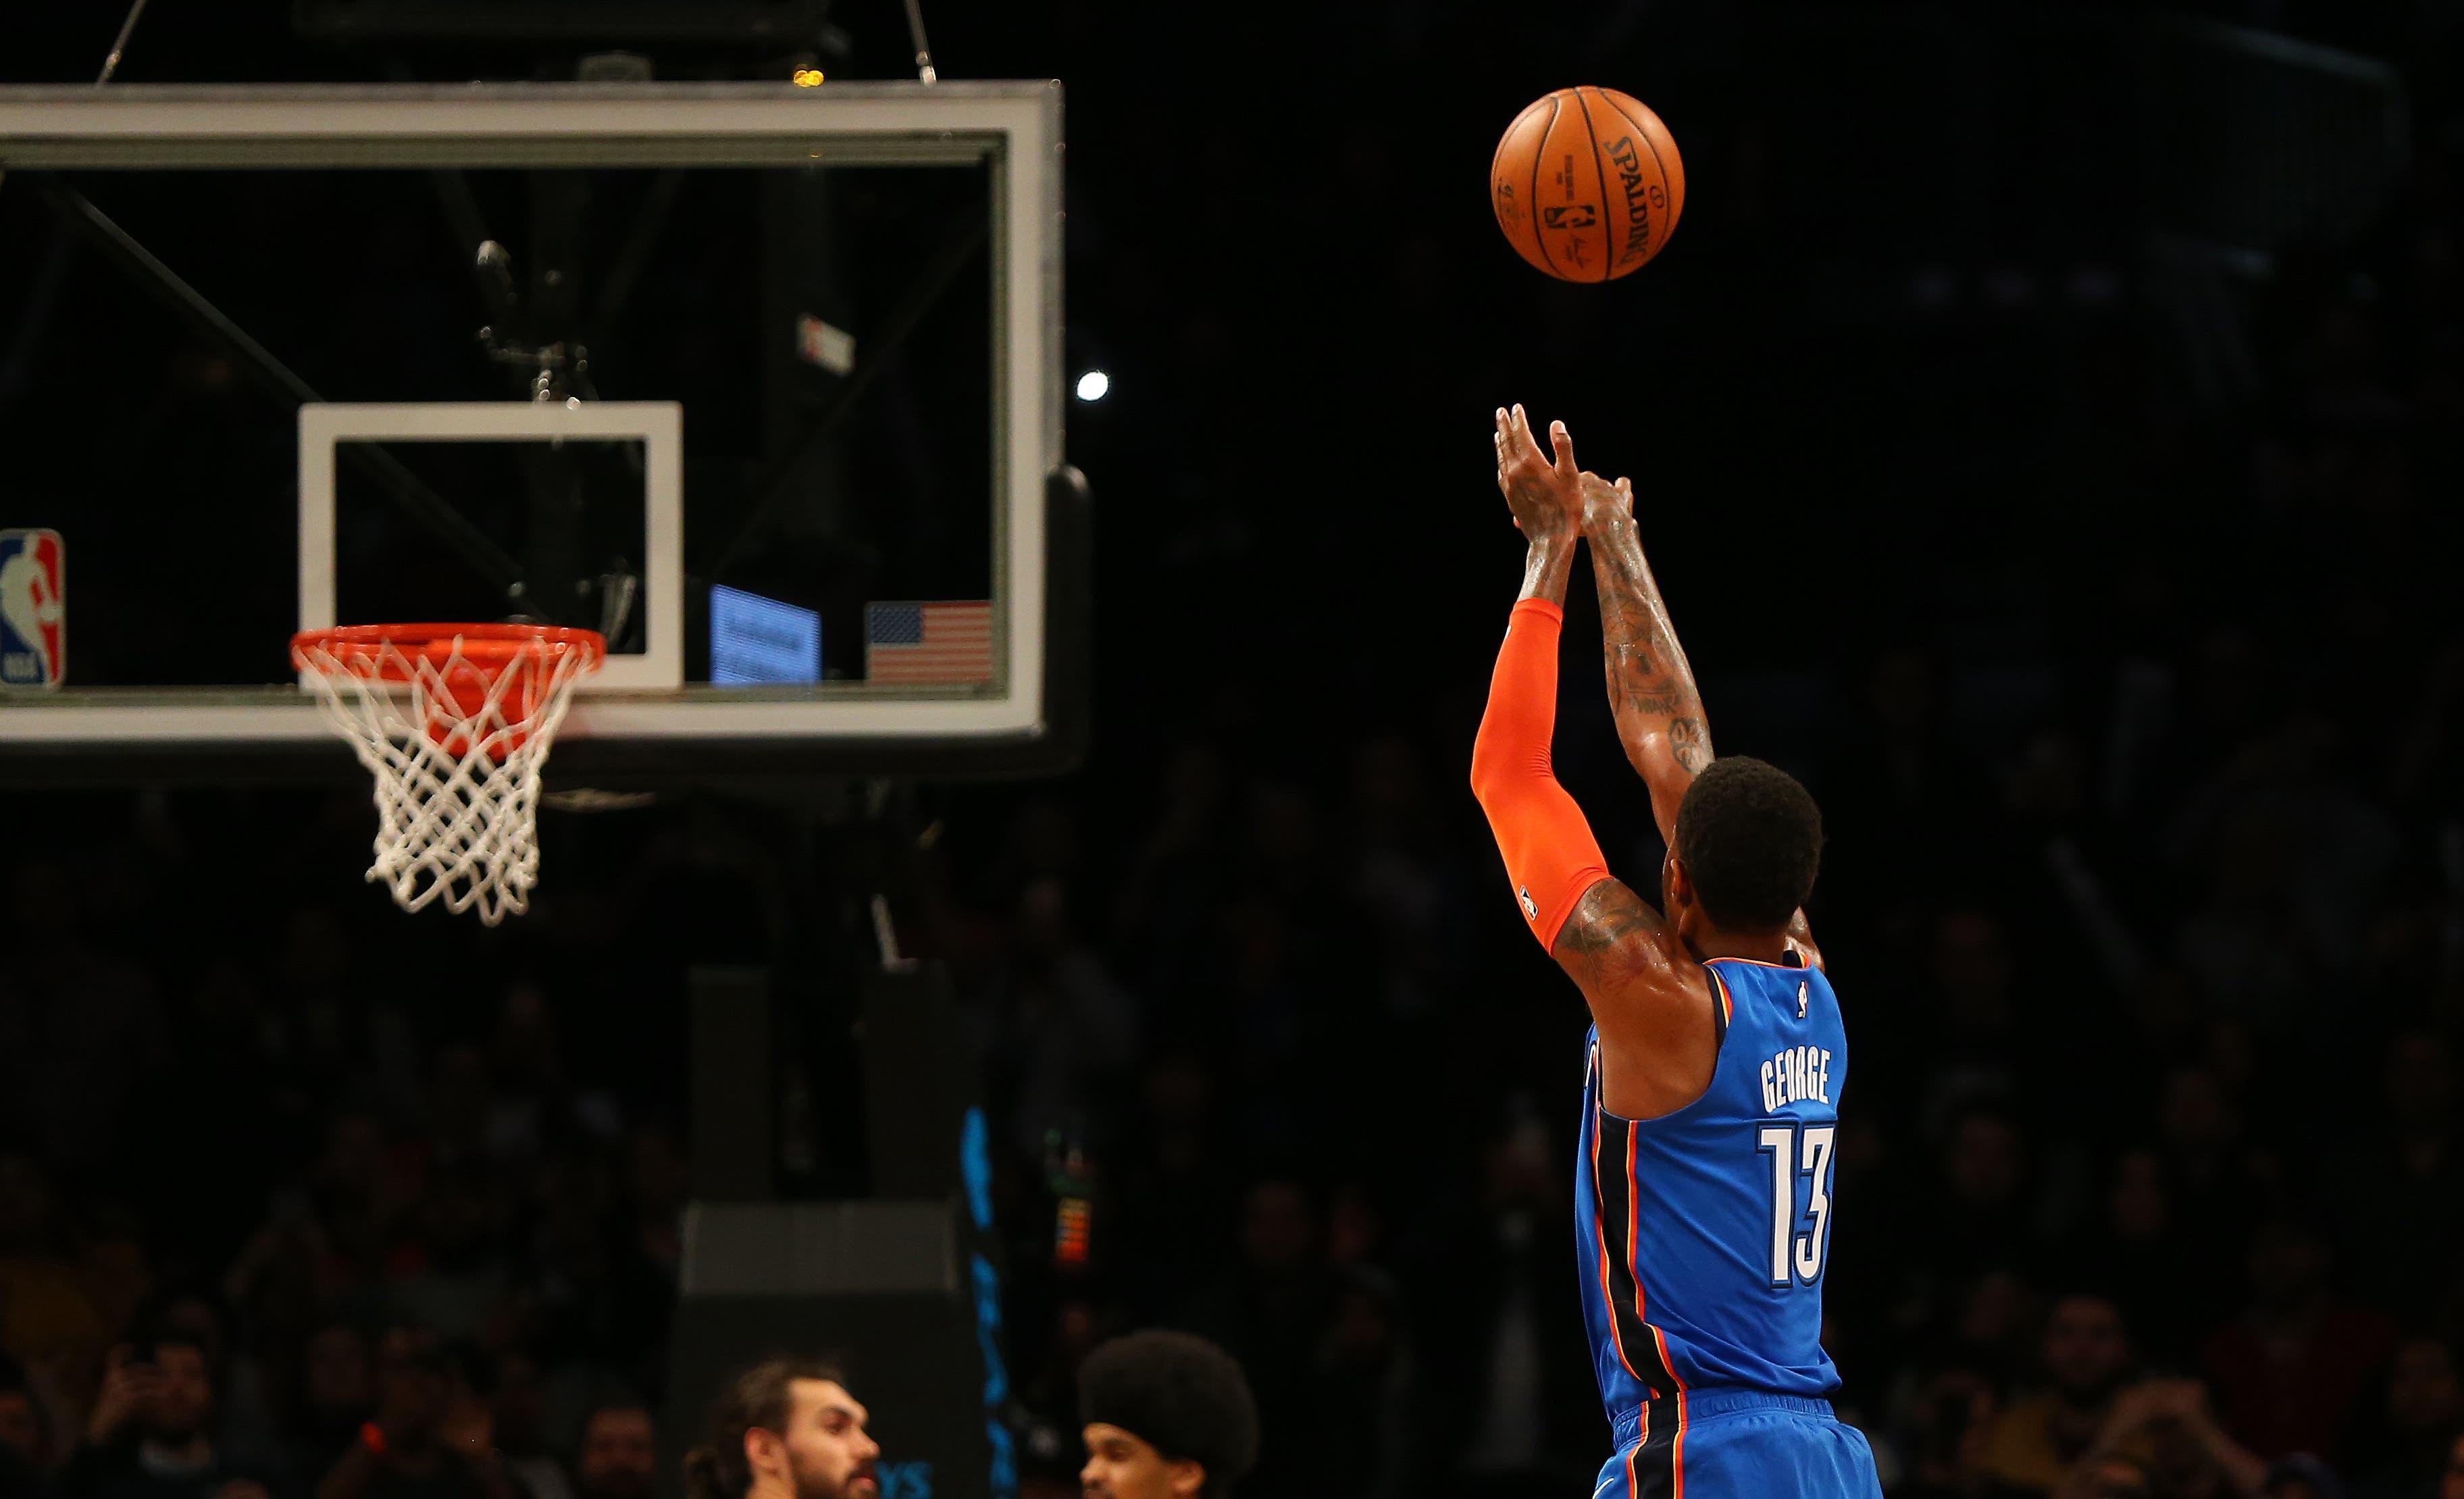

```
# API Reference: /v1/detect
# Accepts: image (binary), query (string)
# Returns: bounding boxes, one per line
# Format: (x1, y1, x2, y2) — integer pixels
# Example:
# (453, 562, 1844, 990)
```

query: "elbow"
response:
(1468, 731, 1508, 808)
(1470, 729, 1551, 812)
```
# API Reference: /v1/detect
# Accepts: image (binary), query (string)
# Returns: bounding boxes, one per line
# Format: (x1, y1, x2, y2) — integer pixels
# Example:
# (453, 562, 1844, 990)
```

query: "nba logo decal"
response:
(0, 529, 63, 689)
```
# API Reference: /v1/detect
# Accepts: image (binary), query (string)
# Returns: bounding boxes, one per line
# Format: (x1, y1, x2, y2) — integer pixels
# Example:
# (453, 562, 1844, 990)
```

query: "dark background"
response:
(0, 4, 2459, 1499)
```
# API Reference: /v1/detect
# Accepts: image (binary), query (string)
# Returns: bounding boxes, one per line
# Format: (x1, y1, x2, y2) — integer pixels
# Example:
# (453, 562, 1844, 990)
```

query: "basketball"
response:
(1491, 86, 1685, 282)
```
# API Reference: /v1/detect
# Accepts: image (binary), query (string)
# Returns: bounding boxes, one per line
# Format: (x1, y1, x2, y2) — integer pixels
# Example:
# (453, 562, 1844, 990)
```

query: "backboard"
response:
(0, 82, 1083, 783)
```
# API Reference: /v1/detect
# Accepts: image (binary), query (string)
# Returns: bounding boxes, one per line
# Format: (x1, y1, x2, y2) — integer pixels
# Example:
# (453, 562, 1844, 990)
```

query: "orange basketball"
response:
(1491, 86, 1685, 282)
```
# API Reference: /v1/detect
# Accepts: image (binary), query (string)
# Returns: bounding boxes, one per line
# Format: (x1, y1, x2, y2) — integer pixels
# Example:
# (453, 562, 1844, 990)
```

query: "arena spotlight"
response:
(1075, 369, 1110, 402)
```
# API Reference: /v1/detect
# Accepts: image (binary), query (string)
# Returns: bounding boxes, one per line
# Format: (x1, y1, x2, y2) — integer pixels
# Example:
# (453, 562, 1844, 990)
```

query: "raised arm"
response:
(1472, 407, 1718, 1119)
(1470, 406, 1609, 952)
(1577, 467, 1709, 845)
(1574, 458, 1821, 966)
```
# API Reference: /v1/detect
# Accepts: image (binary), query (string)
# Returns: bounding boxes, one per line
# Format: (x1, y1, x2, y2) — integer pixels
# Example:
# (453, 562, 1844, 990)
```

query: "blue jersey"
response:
(1574, 954, 1846, 1421)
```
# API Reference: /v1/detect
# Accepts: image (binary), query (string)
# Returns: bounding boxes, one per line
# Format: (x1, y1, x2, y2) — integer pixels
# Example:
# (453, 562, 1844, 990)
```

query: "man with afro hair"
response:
(1474, 410, 1882, 1498)
(1077, 1332, 1258, 1499)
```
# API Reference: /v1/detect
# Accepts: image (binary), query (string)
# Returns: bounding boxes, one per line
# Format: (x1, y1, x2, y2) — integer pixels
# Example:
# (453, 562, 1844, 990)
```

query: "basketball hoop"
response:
(292, 623, 605, 925)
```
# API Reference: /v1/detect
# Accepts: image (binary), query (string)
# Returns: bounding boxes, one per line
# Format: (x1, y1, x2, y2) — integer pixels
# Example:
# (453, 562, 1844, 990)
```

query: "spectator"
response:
(2076, 1149, 2206, 1365)
(2201, 1222, 2394, 1461)
(0, 1356, 53, 1469)
(1923, 1108, 2039, 1298)
(2059, 1380, 2265, 1499)
(313, 1331, 520, 1499)
(280, 1323, 374, 1488)
(0, 1155, 115, 1403)
(2348, 1337, 2464, 1499)
(1978, 1294, 2139, 1496)
(1311, 1267, 1412, 1499)
(0, 859, 166, 1174)
(1434, 1102, 1596, 1490)
(1177, 1180, 1331, 1497)
(1892, 1363, 1998, 1499)
(60, 1339, 272, 1499)
(0, 1357, 51, 1499)
(2342, 1033, 2464, 1310)
(569, 1403, 654, 1499)
(482, 1357, 565, 1499)
(385, 1174, 509, 1346)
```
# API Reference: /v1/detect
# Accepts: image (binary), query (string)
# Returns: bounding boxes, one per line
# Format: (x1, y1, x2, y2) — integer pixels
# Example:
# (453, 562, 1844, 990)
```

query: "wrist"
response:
(1585, 510, 1637, 544)
(1518, 537, 1576, 604)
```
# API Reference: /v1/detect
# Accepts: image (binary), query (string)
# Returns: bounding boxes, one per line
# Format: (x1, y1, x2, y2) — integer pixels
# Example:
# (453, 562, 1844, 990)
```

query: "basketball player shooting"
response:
(1470, 406, 1883, 1498)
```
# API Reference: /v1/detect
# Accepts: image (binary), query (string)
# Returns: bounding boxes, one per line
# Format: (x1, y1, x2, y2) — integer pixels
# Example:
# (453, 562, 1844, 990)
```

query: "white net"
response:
(294, 629, 601, 925)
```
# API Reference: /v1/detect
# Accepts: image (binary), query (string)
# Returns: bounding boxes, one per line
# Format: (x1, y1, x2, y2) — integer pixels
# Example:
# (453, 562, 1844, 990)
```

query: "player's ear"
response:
(1163, 1458, 1206, 1499)
(1666, 855, 1696, 912)
(742, 1427, 783, 1485)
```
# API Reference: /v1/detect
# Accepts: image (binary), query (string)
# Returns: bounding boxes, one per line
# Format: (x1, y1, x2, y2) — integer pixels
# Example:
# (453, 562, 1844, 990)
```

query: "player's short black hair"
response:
(1079, 1332, 1258, 1498)
(1672, 756, 1823, 932)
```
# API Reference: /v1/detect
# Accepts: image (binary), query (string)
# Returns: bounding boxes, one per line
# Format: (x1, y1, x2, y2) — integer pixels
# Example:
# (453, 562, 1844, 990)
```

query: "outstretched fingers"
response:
(1494, 409, 1521, 527)
(1510, 403, 1539, 464)
(1501, 404, 1538, 469)
(1548, 419, 1578, 480)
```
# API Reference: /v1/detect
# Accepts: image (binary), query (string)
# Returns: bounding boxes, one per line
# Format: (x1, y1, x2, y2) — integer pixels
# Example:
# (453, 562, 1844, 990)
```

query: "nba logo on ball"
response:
(0, 529, 64, 689)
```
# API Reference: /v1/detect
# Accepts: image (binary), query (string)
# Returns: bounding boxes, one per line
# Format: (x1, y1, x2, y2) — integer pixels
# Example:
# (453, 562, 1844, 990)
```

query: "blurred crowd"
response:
(0, 799, 698, 1499)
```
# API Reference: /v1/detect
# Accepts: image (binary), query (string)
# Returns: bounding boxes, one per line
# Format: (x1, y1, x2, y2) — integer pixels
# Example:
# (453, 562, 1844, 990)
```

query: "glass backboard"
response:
(0, 82, 1082, 781)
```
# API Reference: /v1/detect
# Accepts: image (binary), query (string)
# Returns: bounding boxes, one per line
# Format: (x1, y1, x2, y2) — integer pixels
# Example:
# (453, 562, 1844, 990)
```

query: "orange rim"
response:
(292, 623, 606, 676)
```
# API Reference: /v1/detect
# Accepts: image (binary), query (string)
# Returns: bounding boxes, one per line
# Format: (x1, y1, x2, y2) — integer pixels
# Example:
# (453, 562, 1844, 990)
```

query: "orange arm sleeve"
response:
(1470, 598, 1613, 949)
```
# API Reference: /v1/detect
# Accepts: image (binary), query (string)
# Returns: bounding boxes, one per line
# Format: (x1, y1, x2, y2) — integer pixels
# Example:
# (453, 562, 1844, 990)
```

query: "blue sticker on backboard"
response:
(711, 585, 820, 685)
(0, 529, 64, 689)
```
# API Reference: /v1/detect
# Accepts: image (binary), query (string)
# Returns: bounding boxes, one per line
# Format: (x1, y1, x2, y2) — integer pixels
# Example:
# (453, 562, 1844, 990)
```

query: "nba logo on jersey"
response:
(0, 529, 65, 689)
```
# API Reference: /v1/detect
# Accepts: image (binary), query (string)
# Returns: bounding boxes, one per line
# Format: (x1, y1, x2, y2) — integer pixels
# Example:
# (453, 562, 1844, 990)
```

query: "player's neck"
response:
(1687, 924, 1799, 965)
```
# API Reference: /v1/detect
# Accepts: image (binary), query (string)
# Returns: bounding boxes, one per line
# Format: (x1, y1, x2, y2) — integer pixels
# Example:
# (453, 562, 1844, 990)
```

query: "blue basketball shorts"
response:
(1594, 1390, 1884, 1499)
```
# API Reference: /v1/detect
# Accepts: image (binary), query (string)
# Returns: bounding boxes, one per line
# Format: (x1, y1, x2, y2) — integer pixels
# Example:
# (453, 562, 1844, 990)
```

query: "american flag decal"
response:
(864, 600, 995, 685)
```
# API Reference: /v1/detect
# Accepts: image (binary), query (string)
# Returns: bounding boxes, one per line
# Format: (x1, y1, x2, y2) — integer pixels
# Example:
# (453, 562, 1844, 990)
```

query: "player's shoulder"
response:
(1561, 889, 1716, 1077)
(1551, 879, 1699, 991)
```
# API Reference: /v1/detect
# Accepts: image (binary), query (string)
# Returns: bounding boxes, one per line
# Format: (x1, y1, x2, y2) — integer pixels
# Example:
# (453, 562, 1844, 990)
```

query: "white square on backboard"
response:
(297, 401, 684, 691)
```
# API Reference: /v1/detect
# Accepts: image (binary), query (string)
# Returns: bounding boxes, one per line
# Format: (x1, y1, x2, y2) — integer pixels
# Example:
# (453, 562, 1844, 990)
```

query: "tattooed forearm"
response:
(1587, 502, 1709, 839)
(1668, 716, 1710, 772)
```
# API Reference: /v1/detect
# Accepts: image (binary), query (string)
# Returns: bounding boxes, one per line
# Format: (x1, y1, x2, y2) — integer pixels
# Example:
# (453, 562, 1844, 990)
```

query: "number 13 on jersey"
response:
(1757, 1123, 1838, 1286)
